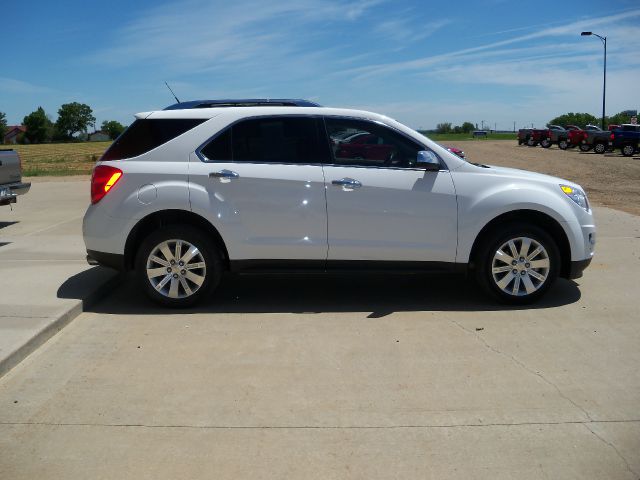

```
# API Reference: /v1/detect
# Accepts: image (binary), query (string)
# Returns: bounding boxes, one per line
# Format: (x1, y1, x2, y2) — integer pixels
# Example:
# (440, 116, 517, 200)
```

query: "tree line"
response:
(0, 103, 126, 144)
(546, 111, 635, 129)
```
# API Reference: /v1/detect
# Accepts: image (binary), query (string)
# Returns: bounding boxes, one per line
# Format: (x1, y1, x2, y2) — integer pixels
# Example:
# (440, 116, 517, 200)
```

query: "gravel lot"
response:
(444, 141, 640, 216)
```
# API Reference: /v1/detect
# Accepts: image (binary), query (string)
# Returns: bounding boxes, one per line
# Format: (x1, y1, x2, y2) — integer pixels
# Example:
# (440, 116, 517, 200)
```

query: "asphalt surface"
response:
(0, 180, 639, 479)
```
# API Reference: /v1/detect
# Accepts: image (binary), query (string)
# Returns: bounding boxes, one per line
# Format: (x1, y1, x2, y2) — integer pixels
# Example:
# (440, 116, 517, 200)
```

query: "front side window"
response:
(102, 119, 205, 161)
(324, 117, 426, 168)
(200, 116, 328, 164)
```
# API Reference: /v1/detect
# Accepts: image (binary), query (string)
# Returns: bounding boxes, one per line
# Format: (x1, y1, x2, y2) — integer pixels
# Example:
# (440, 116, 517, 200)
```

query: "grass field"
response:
(3, 142, 112, 176)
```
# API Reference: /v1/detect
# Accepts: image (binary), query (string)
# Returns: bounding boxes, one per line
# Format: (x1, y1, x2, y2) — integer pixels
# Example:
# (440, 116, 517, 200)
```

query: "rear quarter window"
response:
(101, 118, 205, 161)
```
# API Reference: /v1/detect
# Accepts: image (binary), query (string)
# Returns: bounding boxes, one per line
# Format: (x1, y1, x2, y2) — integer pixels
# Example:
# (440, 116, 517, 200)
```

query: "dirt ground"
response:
(24, 141, 640, 215)
(445, 140, 640, 216)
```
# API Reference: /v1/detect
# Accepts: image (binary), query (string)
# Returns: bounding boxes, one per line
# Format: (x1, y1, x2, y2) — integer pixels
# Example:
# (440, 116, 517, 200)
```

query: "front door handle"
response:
(209, 169, 239, 179)
(332, 177, 362, 188)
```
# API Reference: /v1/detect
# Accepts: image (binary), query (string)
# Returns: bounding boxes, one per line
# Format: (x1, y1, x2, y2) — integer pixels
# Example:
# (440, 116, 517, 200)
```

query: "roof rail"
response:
(164, 99, 321, 110)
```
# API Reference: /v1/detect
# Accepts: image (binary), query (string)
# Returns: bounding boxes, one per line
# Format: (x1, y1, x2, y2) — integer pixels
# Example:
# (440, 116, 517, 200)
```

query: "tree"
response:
(547, 112, 598, 129)
(461, 122, 475, 133)
(436, 122, 452, 134)
(606, 111, 635, 127)
(23, 107, 53, 143)
(55, 102, 96, 140)
(101, 120, 126, 140)
(0, 111, 7, 143)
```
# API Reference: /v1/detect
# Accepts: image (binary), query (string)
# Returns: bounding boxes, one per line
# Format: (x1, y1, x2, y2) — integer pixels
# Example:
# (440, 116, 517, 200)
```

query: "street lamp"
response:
(581, 31, 606, 130)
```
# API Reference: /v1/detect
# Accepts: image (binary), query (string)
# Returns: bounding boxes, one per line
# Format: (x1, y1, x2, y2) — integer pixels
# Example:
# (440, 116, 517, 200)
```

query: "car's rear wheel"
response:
(527, 137, 537, 147)
(593, 142, 607, 154)
(558, 139, 568, 150)
(135, 225, 222, 307)
(622, 144, 635, 157)
(541, 138, 551, 148)
(475, 223, 559, 304)
(579, 144, 591, 152)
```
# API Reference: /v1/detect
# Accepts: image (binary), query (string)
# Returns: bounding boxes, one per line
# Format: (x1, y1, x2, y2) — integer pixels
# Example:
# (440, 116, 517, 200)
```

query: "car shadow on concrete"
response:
(60, 268, 582, 316)
(0, 221, 19, 230)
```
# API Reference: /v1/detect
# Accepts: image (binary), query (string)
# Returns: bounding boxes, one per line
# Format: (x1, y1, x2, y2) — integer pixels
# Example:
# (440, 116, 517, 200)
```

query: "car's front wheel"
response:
(558, 139, 568, 150)
(475, 224, 559, 304)
(135, 225, 222, 307)
(541, 138, 551, 148)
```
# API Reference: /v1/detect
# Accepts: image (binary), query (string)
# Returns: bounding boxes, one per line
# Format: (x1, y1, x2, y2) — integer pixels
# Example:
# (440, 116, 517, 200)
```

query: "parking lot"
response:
(1, 146, 639, 479)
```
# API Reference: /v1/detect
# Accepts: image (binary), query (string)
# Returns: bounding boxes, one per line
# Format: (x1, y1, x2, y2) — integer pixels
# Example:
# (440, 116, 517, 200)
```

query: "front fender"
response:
(453, 175, 583, 263)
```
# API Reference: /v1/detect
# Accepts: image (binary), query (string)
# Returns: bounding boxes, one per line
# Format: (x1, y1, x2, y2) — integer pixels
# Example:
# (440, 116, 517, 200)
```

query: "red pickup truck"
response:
(517, 128, 550, 147)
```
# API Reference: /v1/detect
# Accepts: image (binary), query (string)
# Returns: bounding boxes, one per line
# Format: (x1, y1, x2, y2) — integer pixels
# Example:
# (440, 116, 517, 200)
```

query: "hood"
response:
(467, 164, 583, 191)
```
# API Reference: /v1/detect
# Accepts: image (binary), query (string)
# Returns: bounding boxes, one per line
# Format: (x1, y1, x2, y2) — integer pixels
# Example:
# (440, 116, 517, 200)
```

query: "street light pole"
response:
(581, 31, 607, 129)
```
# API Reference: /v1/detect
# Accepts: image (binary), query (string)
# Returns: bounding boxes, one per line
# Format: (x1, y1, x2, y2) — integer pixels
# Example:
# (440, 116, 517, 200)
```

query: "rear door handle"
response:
(332, 177, 362, 188)
(209, 169, 239, 179)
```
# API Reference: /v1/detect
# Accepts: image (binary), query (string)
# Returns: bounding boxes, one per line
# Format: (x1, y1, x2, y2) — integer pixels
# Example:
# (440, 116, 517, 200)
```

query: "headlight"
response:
(560, 184, 589, 211)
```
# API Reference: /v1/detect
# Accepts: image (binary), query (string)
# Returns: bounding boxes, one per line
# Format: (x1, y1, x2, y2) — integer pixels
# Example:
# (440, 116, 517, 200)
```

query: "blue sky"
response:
(1, 0, 639, 131)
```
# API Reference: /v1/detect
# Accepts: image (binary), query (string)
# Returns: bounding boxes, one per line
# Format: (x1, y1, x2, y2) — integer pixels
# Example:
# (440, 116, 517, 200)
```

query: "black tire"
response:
(579, 144, 591, 152)
(526, 137, 537, 147)
(135, 225, 223, 307)
(541, 138, 551, 148)
(622, 144, 635, 157)
(593, 142, 606, 154)
(474, 222, 560, 305)
(558, 139, 568, 150)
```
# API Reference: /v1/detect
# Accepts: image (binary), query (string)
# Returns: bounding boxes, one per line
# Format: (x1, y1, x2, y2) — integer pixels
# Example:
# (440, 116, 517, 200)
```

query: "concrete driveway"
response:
(0, 193, 639, 478)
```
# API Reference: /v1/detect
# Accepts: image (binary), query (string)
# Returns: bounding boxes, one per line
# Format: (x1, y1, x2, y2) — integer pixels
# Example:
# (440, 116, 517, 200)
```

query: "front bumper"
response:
(569, 258, 592, 279)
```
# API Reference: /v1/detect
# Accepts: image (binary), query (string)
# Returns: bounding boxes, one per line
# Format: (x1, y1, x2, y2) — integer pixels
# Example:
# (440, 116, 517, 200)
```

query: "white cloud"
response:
(0, 77, 53, 94)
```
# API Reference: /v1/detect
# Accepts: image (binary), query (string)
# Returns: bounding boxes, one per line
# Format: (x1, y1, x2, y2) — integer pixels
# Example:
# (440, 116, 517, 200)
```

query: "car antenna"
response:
(164, 82, 181, 104)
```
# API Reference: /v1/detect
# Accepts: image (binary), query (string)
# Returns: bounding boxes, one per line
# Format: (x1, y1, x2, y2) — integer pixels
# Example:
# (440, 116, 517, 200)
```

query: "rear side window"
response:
(102, 119, 205, 161)
(199, 117, 329, 164)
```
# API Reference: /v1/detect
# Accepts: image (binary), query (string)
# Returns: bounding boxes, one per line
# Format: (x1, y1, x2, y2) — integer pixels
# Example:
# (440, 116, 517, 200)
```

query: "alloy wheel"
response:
(146, 239, 206, 299)
(491, 237, 550, 296)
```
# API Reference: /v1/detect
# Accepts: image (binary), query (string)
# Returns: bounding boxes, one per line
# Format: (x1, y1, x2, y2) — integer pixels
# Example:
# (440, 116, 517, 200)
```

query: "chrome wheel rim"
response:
(623, 145, 634, 156)
(491, 237, 550, 297)
(594, 143, 605, 154)
(146, 239, 206, 299)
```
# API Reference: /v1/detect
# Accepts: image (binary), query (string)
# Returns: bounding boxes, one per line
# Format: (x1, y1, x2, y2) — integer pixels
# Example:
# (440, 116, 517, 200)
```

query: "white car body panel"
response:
(323, 166, 457, 261)
(189, 156, 328, 260)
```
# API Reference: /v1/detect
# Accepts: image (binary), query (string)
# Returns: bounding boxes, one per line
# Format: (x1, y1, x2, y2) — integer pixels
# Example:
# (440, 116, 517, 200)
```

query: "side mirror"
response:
(416, 150, 440, 171)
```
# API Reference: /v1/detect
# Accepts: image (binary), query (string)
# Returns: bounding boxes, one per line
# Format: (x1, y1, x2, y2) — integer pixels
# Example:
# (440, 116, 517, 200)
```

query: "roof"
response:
(5, 125, 26, 134)
(163, 99, 321, 110)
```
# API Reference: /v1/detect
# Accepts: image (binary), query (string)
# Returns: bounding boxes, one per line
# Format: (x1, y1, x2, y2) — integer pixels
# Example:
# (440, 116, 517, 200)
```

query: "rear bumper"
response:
(87, 250, 126, 271)
(0, 181, 30, 205)
(568, 258, 592, 279)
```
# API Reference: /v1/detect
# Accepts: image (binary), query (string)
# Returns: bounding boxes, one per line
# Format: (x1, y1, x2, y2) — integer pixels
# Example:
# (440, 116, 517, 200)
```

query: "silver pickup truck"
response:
(0, 149, 31, 206)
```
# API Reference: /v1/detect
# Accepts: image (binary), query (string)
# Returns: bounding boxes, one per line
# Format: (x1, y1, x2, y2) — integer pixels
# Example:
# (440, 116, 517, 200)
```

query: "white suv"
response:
(83, 99, 595, 307)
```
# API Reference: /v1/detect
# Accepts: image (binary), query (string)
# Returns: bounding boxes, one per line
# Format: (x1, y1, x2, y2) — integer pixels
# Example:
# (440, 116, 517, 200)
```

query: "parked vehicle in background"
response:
(558, 125, 582, 150)
(0, 149, 30, 206)
(547, 125, 568, 148)
(611, 124, 640, 156)
(566, 125, 600, 150)
(83, 99, 595, 307)
(446, 146, 466, 159)
(582, 125, 619, 154)
(517, 128, 549, 147)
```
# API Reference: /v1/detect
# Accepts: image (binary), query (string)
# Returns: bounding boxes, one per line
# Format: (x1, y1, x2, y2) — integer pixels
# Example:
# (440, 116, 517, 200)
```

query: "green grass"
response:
(420, 132, 517, 141)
